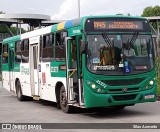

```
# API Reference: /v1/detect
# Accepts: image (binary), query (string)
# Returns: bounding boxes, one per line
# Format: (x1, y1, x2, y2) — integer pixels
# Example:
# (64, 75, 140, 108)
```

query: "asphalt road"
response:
(0, 84, 160, 132)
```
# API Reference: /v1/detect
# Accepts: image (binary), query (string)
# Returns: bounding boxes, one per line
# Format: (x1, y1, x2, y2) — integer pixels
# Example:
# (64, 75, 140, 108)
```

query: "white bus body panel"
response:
(21, 26, 52, 40)
(2, 71, 10, 91)
(39, 62, 66, 102)
(19, 63, 32, 97)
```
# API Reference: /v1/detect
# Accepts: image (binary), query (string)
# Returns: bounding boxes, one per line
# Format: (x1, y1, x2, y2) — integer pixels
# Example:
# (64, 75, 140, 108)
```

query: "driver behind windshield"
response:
(123, 43, 135, 56)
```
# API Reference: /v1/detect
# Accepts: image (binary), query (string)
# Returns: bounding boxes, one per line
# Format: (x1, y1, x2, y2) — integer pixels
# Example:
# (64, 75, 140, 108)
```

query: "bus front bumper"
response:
(84, 86, 156, 108)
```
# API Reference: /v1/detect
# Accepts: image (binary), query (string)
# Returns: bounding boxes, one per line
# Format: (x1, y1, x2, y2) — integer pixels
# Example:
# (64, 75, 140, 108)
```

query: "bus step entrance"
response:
(33, 96, 40, 100)
(73, 83, 79, 102)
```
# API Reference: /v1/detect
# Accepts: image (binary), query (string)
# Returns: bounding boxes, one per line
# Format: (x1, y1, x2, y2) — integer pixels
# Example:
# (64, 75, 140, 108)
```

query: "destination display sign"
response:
(85, 18, 150, 32)
(93, 21, 143, 30)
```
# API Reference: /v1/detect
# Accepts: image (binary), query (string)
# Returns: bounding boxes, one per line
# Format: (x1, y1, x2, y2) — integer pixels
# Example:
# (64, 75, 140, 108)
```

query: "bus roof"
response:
(3, 35, 20, 44)
(2, 15, 147, 44)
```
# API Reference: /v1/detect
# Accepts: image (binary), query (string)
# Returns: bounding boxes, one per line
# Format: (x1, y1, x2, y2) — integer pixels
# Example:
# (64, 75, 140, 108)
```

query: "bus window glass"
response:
(135, 39, 148, 56)
(42, 34, 54, 62)
(24, 39, 29, 51)
(2, 44, 8, 63)
(21, 39, 29, 63)
(86, 34, 153, 75)
(55, 31, 67, 61)
(15, 41, 21, 63)
(39, 36, 42, 62)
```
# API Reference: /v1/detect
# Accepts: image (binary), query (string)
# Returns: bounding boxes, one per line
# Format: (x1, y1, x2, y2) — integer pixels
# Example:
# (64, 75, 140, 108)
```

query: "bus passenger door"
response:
(75, 35, 84, 105)
(29, 37, 40, 98)
(9, 46, 15, 92)
(65, 36, 84, 105)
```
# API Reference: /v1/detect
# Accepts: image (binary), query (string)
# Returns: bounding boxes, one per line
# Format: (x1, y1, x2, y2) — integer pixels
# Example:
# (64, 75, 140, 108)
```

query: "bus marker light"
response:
(146, 85, 149, 89)
(97, 88, 101, 92)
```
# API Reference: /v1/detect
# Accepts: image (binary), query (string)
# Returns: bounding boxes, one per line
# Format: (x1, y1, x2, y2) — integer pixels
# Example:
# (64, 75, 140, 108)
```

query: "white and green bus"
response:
(2, 15, 156, 113)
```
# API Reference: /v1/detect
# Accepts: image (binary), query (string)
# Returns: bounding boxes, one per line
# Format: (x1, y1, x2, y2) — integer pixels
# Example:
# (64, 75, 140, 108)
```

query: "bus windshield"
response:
(86, 34, 154, 75)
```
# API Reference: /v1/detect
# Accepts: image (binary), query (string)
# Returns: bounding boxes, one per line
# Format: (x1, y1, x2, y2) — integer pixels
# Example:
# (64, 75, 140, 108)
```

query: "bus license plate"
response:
(145, 94, 154, 99)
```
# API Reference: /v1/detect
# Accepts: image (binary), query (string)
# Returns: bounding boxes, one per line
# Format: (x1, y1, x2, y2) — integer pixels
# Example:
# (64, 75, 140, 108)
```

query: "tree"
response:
(141, 5, 160, 34)
(141, 5, 160, 17)
(0, 11, 26, 35)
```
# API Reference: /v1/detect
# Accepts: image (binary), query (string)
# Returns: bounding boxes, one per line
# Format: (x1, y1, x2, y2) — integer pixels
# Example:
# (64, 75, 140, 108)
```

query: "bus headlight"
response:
(91, 84, 96, 89)
(149, 80, 154, 85)
(146, 79, 154, 90)
(86, 81, 107, 93)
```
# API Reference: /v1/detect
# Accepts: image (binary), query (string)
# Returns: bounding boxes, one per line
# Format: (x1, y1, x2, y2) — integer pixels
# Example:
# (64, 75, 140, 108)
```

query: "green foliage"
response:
(142, 5, 160, 17)
(10, 27, 26, 34)
(0, 25, 26, 34)
(141, 5, 160, 34)
(0, 25, 8, 33)
(0, 11, 26, 34)
(155, 57, 160, 95)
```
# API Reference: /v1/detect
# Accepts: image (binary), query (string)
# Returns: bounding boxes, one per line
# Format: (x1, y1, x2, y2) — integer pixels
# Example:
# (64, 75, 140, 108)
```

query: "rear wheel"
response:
(16, 80, 26, 101)
(60, 85, 72, 113)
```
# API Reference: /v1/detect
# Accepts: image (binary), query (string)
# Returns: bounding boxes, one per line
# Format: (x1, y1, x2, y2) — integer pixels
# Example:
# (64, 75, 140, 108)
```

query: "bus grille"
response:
(102, 78, 145, 86)
(112, 94, 137, 101)
(108, 87, 140, 93)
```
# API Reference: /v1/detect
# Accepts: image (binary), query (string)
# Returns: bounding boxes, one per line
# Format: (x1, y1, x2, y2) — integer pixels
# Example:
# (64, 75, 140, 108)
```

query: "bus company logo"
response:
(96, 80, 106, 88)
(73, 29, 81, 34)
(21, 66, 29, 75)
(2, 124, 11, 129)
(123, 87, 128, 92)
(51, 66, 58, 73)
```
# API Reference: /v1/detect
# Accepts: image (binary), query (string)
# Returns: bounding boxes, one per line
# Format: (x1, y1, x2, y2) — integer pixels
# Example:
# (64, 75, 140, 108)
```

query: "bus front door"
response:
(30, 40, 39, 98)
(65, 37, 84, 106)
(9, 47, 15, 92)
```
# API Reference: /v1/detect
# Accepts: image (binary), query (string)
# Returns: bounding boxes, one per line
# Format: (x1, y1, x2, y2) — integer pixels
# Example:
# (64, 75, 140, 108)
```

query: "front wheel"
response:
(60, 85, 72, 113)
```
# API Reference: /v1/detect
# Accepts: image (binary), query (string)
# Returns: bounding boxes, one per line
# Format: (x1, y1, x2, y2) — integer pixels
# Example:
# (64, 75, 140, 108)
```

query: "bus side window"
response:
(70, 39, 77, 69)
(79, 38, 83, 68)
(55, 31, 67, 61)
(2, 43, 8, 64)
(15, 41, 21, 63)
(21, 39, 29, 63)
(42, 34, 54, 62)
(39, 36, 42, 62)
(71, 40, 76, 61)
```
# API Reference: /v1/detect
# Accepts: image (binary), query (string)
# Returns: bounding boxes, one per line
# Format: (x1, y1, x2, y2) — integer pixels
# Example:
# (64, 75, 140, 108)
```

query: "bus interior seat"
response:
(100, 47, 115, 65)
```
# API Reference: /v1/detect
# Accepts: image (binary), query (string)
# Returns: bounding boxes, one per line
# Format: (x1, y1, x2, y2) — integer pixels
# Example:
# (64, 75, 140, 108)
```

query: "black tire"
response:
(16, 80, 26, 101)
(60, 85, 72, 113)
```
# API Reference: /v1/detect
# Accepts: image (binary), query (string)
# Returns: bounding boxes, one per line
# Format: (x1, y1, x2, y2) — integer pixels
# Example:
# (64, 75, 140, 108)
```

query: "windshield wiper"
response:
(128, 32, 138, 46)
(102, 33, 113, 47)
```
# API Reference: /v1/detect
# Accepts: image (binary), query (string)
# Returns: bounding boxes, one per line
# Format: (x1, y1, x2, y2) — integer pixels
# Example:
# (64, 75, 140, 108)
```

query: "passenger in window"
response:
(123, 43, 135, 56)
